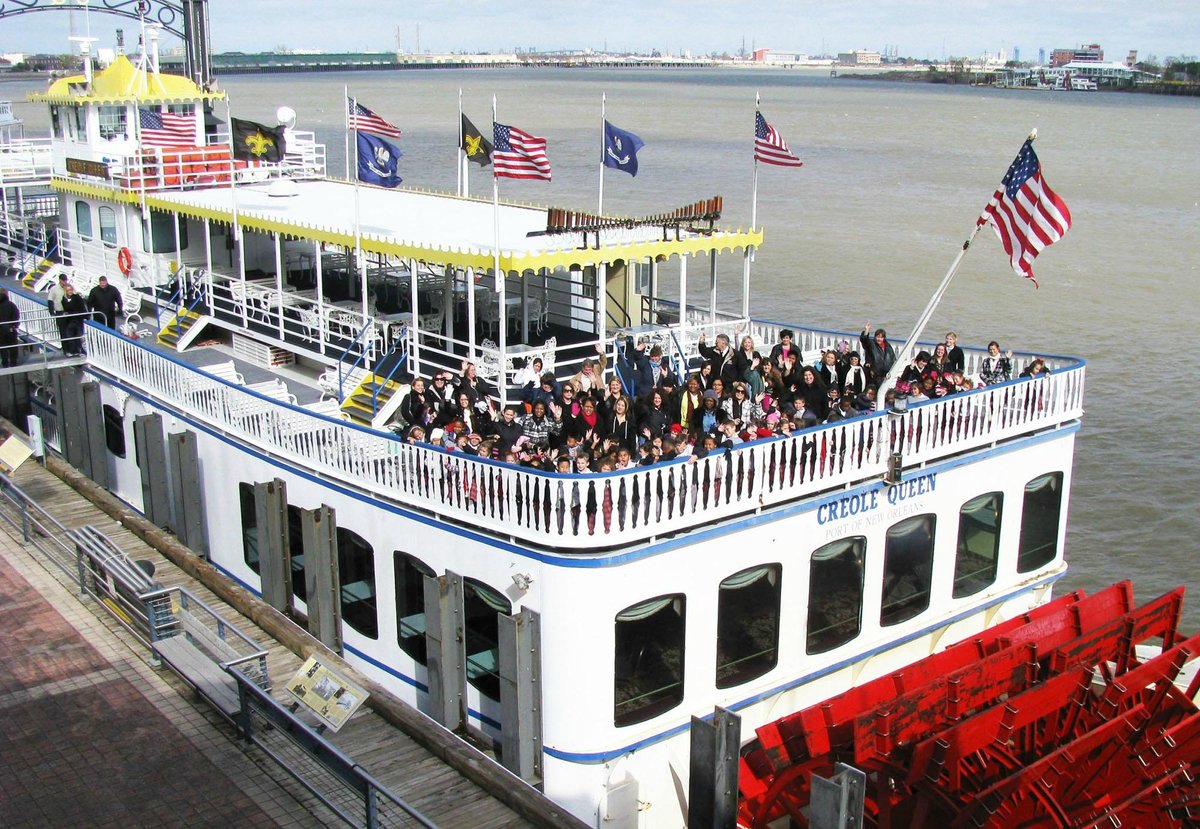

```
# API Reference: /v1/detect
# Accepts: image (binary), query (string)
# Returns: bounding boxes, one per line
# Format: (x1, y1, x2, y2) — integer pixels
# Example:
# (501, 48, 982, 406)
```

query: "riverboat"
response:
(2, 37, 1197, 829)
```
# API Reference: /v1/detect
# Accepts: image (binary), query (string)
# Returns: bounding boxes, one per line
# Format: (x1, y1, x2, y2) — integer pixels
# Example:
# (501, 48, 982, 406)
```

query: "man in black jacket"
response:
(0, 289, 20, 367)
(87, 276, 123, 329)
(60, 283, 88, 356)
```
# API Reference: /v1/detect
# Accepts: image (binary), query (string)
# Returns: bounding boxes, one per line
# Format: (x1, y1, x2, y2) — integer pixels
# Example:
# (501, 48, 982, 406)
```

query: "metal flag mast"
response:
(343, 85, 350, 180)
(490, 95, 507, 406)
(457, 88, 465, 197)
(744, 92, 762, 319)
(597, 92, 606, 215)
(880, 128, 1040, 396)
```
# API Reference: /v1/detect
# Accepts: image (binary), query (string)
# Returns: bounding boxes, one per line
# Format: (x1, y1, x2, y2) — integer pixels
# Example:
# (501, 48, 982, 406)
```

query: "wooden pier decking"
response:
(2, 454, 559, 829)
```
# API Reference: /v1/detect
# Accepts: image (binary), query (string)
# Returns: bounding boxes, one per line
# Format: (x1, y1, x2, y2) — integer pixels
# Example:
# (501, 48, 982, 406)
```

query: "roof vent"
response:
(267, 178, 299, 198)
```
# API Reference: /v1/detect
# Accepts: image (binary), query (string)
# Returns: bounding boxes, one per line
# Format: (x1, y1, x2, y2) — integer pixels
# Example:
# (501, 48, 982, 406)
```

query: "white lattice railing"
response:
(85, 323, 1085, 552)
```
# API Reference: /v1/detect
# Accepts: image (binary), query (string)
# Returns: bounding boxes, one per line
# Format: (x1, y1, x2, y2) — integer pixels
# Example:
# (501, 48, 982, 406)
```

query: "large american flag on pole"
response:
(347, 97, 402, 139)
(977, 138, 1072, 285)
(493, 122, 551, 181)
(138, 107, 196, 148)
(754, 111, 803, 168)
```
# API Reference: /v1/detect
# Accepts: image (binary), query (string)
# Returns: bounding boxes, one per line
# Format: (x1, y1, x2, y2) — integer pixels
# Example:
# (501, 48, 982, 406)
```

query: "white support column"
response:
(597, 262, 608, 344)
(273, 232, 284, 338)
(441, 261, 453, 344)
(708, 251, 718, 326)
(466, 266, 477, 359)
(648, 257, 658, 326)
(678, 255, 688, 331)
(741, 247, 752, 321)
(497, 266, 508, 408)
(315, 247, 327, 352)
(520, 268, 529, 343)
(203, 219, 212, 274)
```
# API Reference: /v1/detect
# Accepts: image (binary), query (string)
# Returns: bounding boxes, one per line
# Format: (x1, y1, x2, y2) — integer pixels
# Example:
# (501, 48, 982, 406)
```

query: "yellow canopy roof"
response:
(30, 55, 225, 106)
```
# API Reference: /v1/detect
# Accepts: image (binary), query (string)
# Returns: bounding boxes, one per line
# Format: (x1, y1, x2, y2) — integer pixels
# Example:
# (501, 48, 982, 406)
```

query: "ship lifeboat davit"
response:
(738, 581, 1200, 828)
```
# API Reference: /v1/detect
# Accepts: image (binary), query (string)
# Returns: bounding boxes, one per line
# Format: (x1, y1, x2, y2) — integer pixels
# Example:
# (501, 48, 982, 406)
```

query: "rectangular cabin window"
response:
(98, 206, 118, 247)
(393, 552, 434, 664)
(954, 493, 1003, 598)
(97, 105, 128, 141)
(336, 528, 378, 639)
(614, 594, 685, 726)
(102, 404, 125, 458)
(716, 565, 781, 688)
(1018, 472, 1064, 572)
(239, 482, 259, 575)
(807, 537, 865, 654)
(75, 201, 93, 241)
(881, 514, 936, 626)
(287, 505, 306, 601)
(142, 209, 186, 254)
(463, 578, 512, 701)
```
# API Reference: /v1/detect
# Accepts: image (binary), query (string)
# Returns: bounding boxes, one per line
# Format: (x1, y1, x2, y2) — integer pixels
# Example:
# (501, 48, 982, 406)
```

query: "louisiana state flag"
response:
(357, 131, 403, 188)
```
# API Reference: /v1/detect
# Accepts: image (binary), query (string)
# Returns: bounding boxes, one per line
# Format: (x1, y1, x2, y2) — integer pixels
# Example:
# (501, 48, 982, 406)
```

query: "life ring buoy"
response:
(117, 247, 133, 275)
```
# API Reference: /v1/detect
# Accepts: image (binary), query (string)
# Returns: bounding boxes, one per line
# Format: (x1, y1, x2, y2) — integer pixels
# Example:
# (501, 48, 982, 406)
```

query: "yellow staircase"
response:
(156, 309, 203, 350)
(21, 258, 58, 289)
(340, 373, 405, 429)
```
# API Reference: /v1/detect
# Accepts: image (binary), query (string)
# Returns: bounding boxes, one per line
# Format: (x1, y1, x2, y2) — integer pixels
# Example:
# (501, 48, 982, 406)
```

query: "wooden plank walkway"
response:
(5, 458, 538, 829)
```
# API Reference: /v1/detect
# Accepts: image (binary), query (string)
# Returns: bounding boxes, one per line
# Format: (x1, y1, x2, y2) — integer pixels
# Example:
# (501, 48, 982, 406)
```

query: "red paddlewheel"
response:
(738, 583, 1200, 828)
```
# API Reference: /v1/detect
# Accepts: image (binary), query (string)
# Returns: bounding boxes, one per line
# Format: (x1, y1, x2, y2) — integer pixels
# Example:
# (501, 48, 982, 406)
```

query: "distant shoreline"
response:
(840, 69, 1200, 96)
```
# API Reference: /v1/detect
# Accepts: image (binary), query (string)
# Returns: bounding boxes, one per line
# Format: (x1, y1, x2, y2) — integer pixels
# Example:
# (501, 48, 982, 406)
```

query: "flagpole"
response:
(744, 94, 761, 320)
(223, 97, 240, 243)
(881, 128, 1040, 400)
(880, 224, 983, 397)
(458, 88, 465, 198)
(491, 95, 507, 407)
(350, 96, 364, 287)
(343, 86, 350, 181)
(598, 92, 606, 215)
(751, 93, 761, 232)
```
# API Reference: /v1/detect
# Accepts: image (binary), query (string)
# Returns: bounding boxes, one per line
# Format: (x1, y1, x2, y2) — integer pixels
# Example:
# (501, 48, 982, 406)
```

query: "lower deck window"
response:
(238, 483, 258, 574)
(103, 404, 125, 458)
(1018, 472, 1064, 572)
(287, 505, 306, 601)
(615, 594, 685, 726)
(881, 515, 936, 626)
(807, 538, 865, 654)
(394, 552, 434, 664)
(954, 493, 1003, 597)
(337, 528, 377, 639)
(463, 578, 511, 700)
(716, 565, 781, 688)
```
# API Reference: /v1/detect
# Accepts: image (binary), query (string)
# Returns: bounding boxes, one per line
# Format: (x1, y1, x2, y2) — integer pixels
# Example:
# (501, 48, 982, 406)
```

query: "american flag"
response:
(347, 97, 402, 139)
(493, 122, 551, 181)
(138, 107, 196, 148)
(977, 139, 1072, 284)
(754, 111, 803, 168)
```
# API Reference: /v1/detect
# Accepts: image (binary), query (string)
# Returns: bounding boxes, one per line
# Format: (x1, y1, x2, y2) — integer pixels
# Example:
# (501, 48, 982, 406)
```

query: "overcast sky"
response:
(2, 1, 1195, 63)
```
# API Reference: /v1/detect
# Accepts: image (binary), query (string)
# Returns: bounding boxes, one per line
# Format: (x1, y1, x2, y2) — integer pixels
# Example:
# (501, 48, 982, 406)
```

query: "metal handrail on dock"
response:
(0, 472, 441, 829)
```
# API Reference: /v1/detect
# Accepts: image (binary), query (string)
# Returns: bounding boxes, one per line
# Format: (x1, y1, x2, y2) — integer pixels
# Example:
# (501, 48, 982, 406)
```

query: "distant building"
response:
(1051, 43, 1102, 67)
(752, 49, 810, 64)
(837, 50, 881, 66)
(23, 54, 70, 72)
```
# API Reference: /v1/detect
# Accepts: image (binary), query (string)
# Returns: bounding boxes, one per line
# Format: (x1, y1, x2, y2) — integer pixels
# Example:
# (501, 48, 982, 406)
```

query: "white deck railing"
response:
(85, 323, 1085, 552)
(0, 138, 54, 183)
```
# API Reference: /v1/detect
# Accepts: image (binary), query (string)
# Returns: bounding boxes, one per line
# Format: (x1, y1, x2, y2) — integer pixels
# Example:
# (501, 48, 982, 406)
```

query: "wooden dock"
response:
(4, 455, 566, 829)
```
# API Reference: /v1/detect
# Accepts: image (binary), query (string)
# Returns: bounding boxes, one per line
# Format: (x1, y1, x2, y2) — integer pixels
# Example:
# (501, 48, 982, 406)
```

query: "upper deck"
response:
(79, 317, 1085, 554)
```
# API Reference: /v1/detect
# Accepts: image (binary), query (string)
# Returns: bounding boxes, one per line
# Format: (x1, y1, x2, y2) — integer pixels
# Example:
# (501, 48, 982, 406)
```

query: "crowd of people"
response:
(392, 325, 1049, 472)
